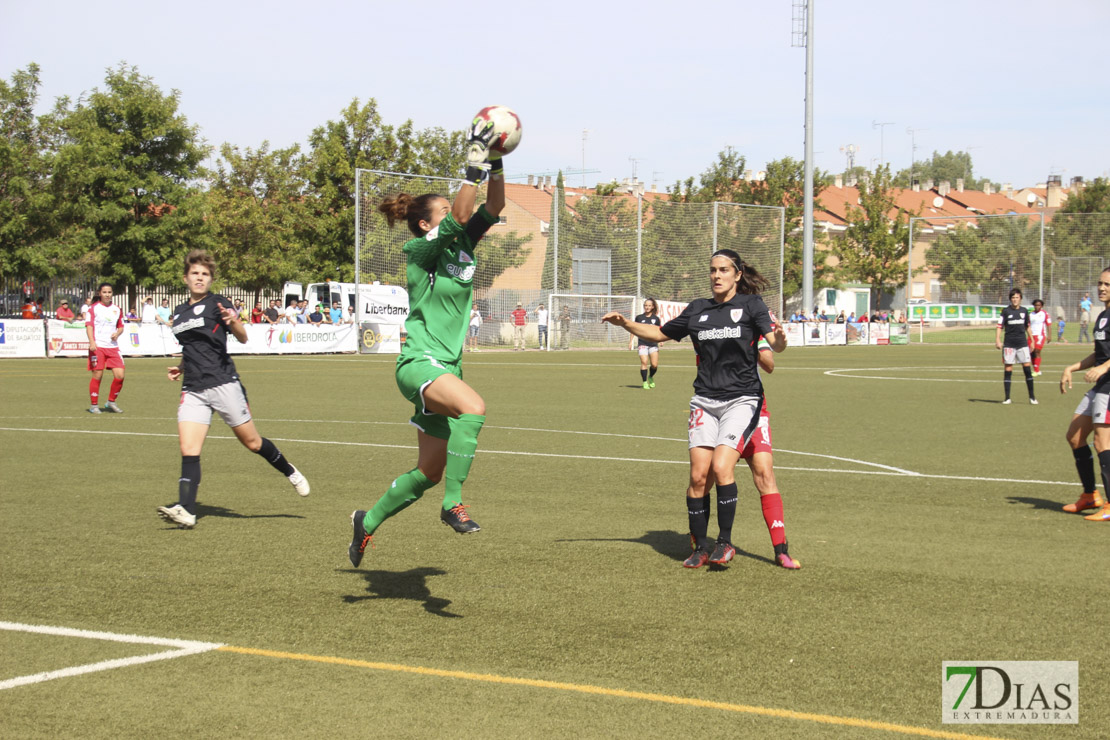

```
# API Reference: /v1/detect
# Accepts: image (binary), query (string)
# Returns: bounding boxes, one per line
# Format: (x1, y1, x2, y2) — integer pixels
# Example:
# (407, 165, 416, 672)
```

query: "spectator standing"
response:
(157, 298, 173, 326)
(78, 294, 94, 322)
(1079, 292, 1092, 343)
(536, 303, 549, 349)
(125, 305, 139, 323)
(329, 301, 343, 325)
(56, 300, 75, 322)
(263, 300, 280, 324)
(141, 297, 158, 325)
(468, 307, 482, 352)
(297, 299, 309, 323)
(558, 305, 571, 350)
(307, 304, 324, 326)
(835, 310, 846, 324)
(250, 302, 263, 324)
(511, 302, 527, 350)
(346, 305, 357, 324)
(283, 299, 299, 324)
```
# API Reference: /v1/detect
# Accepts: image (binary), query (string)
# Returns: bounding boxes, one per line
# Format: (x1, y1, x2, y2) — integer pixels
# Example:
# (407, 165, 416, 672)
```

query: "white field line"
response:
(0, 426, 1074, 487)
(0, 621, 222, 691)
(823, 366, 1062, 383)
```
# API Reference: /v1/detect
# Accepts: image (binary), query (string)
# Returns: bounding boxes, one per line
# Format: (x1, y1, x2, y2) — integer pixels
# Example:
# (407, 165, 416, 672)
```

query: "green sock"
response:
(443, 413, 485, 509)
(363, 468, 433, 534)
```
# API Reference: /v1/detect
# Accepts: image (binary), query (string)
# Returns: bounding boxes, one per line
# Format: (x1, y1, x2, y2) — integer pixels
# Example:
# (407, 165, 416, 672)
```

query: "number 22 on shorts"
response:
(688, 408, 704, 430)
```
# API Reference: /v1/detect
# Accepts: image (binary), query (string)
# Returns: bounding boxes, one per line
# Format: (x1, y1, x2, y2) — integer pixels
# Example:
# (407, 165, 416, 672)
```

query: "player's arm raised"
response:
(601, 312, 667, 344)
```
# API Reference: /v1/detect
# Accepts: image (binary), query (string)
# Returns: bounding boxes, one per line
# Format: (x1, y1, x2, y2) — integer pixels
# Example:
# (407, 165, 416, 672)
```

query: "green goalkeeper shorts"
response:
(395, 353, 462, 440)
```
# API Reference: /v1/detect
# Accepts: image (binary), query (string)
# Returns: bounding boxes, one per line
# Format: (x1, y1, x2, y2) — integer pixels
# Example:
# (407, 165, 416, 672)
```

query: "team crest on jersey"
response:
(1100, 317, 1107, 329)
(193, 305, 205, 315)
(425, 225, 440, 241)
(459, 251, 473, 263)
(730, 309, 744, 323)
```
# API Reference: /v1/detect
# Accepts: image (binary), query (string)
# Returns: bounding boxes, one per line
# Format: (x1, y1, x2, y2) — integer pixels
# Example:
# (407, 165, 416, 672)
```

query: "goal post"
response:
(549, 294, 637, 350)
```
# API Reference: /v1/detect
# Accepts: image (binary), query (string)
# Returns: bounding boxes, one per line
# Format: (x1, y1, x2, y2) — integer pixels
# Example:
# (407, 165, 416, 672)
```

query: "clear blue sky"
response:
(2, 0, 1107, 190)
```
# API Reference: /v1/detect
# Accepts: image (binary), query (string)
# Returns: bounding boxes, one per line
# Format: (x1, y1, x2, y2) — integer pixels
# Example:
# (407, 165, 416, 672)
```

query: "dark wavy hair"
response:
(378, 193, 444, 238)
(183, 249, 217, 279)
(712, 249, 769, 295)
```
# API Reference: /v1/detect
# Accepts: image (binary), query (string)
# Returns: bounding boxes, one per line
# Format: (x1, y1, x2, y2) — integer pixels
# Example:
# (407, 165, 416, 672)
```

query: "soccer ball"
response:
(475, 105, 522, 156)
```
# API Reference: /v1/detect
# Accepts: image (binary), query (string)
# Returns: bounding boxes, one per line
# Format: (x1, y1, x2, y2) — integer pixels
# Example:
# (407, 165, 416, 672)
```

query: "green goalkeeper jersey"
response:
(399, 205, 497, 365)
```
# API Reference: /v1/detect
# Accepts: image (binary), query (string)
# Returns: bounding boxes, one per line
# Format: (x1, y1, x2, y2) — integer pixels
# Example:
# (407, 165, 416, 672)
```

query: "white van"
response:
(282, 281, 409, 322)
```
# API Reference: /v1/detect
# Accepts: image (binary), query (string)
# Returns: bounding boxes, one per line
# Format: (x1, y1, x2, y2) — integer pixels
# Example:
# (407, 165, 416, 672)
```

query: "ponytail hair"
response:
(712, 248, 769, 295)
(378, 192, 444, 238)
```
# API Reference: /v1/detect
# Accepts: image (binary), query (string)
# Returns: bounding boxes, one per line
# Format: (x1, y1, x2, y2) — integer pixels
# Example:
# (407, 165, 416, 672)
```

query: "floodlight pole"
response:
(801, 0, 815, 315)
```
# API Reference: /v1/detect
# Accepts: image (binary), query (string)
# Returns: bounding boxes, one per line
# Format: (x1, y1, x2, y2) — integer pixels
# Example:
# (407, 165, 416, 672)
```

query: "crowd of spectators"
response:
(786, 309, 906, 324)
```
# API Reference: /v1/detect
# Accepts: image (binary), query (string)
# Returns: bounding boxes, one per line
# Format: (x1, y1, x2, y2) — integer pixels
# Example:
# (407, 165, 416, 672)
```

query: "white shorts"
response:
(178, 381, 252, 428)
(688, 395, 761, 450)
(1074, 389, 1110, 424)
(637, 345, 659, 356)
(1002, 346, 1031, 365)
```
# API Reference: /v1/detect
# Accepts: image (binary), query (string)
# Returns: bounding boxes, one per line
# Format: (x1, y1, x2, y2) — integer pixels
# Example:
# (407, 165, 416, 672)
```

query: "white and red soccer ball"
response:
(474, 105, 522, 156)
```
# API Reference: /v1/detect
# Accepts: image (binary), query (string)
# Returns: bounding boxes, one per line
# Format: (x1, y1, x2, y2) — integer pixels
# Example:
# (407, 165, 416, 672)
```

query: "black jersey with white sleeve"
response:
(997, 306, 1030, 348)
(1093, 308, 1110, 392)
(659, 293, 774, 400)
(633, 313, 662, 347)
(172, 293, 240, 392)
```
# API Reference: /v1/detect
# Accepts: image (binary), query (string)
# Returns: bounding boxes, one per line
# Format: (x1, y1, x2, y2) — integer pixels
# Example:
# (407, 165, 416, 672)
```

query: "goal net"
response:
(549, 294, 637, 350)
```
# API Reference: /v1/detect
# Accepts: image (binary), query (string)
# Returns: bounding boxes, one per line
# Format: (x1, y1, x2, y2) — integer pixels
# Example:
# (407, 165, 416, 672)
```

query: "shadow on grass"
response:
(968, 398, 1006, 404)
(340, 567, 461, 618)
(193, 503, 306, 521)
(556, 529, 775, 567)
(1007, 496, 1071, 513)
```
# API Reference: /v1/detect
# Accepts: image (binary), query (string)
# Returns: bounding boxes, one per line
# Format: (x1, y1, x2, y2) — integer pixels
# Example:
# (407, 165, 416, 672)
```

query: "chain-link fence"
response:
(355, 169, 785, 349)
(906, 212, 1110, 343)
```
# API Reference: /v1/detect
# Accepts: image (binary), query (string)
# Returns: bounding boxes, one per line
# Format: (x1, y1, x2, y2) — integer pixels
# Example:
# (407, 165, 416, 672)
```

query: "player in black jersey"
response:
(995, 288, 1036, 404)
(629, 298, 664, 389)
(603, 249, 799, 569)
(1059, 267, 1110, 521)
(157, 250, 309, 529)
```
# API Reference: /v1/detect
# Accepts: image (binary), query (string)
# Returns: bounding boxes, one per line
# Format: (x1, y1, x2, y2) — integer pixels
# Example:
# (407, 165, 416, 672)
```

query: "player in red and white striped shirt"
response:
(85, 282, 126, 414)
(1028, 298, 1051, 376)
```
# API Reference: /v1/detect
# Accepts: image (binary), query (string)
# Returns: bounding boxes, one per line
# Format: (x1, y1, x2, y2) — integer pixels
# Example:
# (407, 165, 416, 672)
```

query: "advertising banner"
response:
(784, 323, 806, 347)
(228, 323, 358, 355)
(869, 322, 891, 345)
(824, 323, 847, 345)
(846, 322, 869, 345)
(0, 319, 46, 358)
(889, 322, 909, 345)
(359, 322, 405, 354)
(804, 322, 825, 346)
(360, 284, 410, 326)
(655, 299, 689, 325)
(47, 320, 90, 357)
(48, 321, 182, 357)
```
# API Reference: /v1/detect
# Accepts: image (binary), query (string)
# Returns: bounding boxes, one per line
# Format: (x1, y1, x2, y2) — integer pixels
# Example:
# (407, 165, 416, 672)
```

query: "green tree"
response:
(929, 217, 1041, 303)
(303, 98, 464, 283)
(1048, 177, 1110, 259)
(831, 165, 910, 306)
(893, 149, 996, 191)
(0, 64, 87, 281)
(205, 142, 311, 302)
(53, 63, 209, 305)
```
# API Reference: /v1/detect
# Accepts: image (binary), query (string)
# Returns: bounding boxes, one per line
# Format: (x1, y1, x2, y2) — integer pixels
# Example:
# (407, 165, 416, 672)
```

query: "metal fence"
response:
(906, 212, 1110, 343)
(354, 168, 785, 349)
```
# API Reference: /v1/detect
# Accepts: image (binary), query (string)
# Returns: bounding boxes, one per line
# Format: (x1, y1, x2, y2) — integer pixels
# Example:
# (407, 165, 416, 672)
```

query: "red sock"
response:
(109, 377, 124, 402)
(89, 378, 100, 405)
(1034, 356, 1041, 372)
(761, 493, 787, 547)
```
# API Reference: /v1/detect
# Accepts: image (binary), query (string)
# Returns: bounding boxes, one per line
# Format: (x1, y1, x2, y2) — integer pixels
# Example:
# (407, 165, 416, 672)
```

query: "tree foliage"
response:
(928, 216, 1041, 303)
(1049, 177, 1110, 259)
(893, 149, 997, 191)
(831, 165, 910, 305)
(53, 64, 209, 305)
(0, 64, 86, 281)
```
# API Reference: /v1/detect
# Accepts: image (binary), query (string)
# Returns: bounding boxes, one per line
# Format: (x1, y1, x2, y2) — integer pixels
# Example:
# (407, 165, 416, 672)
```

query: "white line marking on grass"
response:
(0, 427, 1075, 487)
(0, 622, 222, 691)
(825, 366, 1026, 383)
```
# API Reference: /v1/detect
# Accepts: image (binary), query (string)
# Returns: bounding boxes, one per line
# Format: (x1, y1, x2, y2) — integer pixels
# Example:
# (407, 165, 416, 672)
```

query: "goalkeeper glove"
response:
(464, 115, 496, 187)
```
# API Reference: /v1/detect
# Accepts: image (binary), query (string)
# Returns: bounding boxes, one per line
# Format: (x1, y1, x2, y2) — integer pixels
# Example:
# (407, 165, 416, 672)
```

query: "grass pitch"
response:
(0, 344, 1105, 739)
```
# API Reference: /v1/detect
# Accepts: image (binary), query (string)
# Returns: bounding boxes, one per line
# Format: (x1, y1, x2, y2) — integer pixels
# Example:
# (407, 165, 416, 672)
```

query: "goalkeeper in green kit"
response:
(348, 114, 506, 566)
